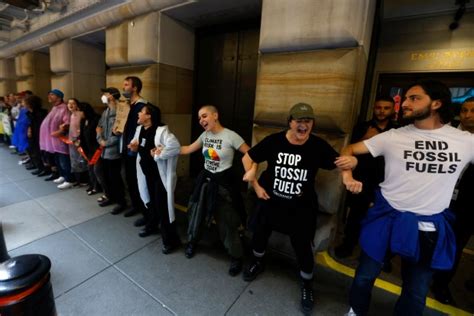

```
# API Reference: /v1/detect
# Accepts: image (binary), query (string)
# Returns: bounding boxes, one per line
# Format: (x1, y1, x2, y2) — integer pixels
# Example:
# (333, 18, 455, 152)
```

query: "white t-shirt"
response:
(364, 124, 474, 216)
(198, 128, 245, 173)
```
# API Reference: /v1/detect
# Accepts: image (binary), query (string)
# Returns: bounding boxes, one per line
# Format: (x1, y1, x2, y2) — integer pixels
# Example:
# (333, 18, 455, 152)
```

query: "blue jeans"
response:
(55, 152, 73, 182)
(350, 231, 437, 316)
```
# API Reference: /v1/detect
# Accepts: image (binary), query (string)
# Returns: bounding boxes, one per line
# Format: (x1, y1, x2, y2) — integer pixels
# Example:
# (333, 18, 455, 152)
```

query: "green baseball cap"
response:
(289, 103, 314, 119)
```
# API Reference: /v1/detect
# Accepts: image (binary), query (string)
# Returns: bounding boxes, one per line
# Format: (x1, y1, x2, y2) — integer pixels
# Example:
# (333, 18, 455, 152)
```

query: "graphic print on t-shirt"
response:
(273, 152, 309, 199)
(403, 140, 461, 174)
(203, 137, 222, 172)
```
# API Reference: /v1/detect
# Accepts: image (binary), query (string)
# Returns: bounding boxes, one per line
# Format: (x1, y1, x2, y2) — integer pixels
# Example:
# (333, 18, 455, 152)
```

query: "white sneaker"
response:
(53, 176, 65, 184)
(8, 145, 15, 149)
(58, 181, 74, 189)
(344, 307, 357, 316)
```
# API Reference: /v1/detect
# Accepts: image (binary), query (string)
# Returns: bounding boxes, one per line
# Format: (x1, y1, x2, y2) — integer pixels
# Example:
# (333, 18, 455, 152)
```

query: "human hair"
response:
(124, 76, 143, 94)
(374, 95, 395, 104)
(24, 90, 33, 97)
(407, 80, 453, 124)
(78, 102, 96, 120)
(200, 104, 219, 114)
(24, 95, 43, 111)
(67, 98, 80, 110)
(463, 96, 474, 104)
(143, 103, 164, 127)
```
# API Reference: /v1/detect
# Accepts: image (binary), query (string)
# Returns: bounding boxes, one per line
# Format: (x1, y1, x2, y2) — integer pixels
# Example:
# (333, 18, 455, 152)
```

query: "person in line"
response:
(180, 105, 249, 276)
(120, 76, 147, 221)
(129, 104, 181, 251)
(67, 98, 89, 186)
(96, 87, 127, 214)
(24, 95, 47, 175)
(241, 103, 352, 314)
(335, 96, 396, 259)
(39, 89, 74, 188)
(431, 97, 474, 305)
(338, 80, 474, 315)
(78, 102, 103, 196)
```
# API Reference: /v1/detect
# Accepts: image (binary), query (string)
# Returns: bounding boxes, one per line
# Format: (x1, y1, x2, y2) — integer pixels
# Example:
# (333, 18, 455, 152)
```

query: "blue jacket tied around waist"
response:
(359, 190, 456, 270)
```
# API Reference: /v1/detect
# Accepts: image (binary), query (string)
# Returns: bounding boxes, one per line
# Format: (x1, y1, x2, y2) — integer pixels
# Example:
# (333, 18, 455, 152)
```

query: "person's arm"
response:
(180, 138, 202, 155)
(154, 128, 181, 160)
(238, 142, 250, 154)
(127, 126, 141, 152)
(337, 141, 371, 193)
(242, 152, 270, 200)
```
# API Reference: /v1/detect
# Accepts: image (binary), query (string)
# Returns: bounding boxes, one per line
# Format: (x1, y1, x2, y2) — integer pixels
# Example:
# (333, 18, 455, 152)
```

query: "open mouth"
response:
(201, 122, 209, 129)
(296, 126, 308, 135)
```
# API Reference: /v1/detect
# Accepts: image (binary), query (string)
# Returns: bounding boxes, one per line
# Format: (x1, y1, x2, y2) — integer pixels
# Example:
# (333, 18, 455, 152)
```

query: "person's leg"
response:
(93, 159, 105, 192)
(349, 251, 384, 315)
(394, 231, 437, 316)
(432, 215, 470, 304)
(138, 172, 160, 235)
(154, 177, 180, 251)
(243, 201, 273, 281)
(56, 152, 73, 182)
(213, 187, 243, 276)
(184, 182, 209, 258)
(124, 155, 145, 216)
(109, 158, 126, 212)
(336, 191, 371, 258)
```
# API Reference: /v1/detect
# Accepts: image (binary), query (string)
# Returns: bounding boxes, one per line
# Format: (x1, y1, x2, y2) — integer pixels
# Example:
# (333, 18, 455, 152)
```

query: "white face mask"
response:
(101, 95, 108, 104)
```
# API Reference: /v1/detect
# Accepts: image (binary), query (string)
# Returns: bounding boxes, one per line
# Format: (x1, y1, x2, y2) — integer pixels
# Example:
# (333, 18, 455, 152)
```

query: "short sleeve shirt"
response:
(248, 131, 338, 206)
(198, 128, 245, 173)
(364, 124, 474, 215)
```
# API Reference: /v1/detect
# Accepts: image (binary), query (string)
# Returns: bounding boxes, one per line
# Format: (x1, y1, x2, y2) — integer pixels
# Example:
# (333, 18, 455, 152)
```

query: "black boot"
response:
(243, 256, 264, 281)
(228, 257, 243, 277)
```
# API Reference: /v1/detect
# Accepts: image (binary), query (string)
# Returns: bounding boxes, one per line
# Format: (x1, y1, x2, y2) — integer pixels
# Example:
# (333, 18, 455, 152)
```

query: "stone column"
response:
(105, 12, 194, 176)
(255, 0, 376, 251)
(49, 39, 105, 106)
(0, 58, 15, 96)
(13, 52, 51, 99)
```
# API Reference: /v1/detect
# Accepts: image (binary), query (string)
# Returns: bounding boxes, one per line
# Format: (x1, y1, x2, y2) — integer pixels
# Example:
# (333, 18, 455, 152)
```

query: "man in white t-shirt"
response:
(336, 80, 474, 315)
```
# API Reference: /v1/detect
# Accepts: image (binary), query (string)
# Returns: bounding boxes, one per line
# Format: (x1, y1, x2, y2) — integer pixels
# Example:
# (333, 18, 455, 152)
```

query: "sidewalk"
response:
(0, 145, 445, 315)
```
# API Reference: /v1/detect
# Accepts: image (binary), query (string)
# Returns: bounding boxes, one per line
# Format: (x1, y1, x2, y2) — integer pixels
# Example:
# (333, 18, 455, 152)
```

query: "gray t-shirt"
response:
(198, 128, 245, 173)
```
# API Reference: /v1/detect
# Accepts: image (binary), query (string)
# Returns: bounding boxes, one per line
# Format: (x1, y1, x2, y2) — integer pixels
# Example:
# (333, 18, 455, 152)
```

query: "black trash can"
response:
(0, 254, 56, 315)
(0, 224, 56, 315)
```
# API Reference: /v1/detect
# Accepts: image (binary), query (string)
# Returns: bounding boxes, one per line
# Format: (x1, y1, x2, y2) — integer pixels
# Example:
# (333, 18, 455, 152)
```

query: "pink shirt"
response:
(69, 112, 81, 140)
(39, 102, 70, 154)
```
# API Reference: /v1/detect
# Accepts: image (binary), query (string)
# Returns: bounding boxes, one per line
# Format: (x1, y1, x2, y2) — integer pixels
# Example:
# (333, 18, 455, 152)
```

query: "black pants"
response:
(252, 200, 317, 275)
(102, 158, 126, 205)
(144, 169, 180, 246)
(124, 155, 145, 213)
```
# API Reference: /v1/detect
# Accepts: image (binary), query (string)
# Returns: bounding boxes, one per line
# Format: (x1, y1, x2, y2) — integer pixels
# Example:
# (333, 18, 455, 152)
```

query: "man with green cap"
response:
(241, 102, 353, 314)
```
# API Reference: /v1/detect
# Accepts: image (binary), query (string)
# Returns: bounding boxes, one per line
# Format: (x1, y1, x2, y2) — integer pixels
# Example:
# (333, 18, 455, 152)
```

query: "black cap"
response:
(100, 87, 121, 100)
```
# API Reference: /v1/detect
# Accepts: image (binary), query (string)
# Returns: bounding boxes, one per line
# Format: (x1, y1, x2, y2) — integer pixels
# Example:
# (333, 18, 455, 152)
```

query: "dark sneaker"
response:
(44, 173, 58, 181)
(138, 227, 159, 238)
(243, 259, 264, 281)
(301, 279, 314, 314)
(184, 242, 196, 259)
(111, 204, 126, 215)
(134, 217, 147, 227)
(162, 239, 181, 255)
(123, 209, 139, 217)
(229, 257, 243, 276)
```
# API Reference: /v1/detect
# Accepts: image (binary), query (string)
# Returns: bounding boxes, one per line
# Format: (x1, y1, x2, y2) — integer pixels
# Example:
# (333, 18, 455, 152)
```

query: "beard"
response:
(402, 106, 431, 123)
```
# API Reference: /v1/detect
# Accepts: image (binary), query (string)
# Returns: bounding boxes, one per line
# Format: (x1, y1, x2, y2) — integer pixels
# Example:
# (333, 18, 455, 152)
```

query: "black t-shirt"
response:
(248, 131, 338, 206)
(138, 126, 158, 178)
